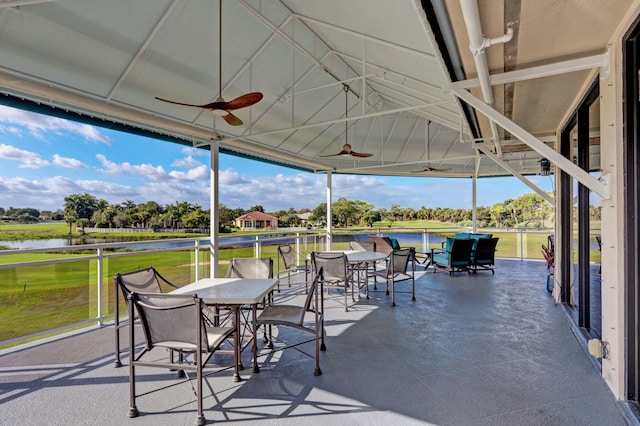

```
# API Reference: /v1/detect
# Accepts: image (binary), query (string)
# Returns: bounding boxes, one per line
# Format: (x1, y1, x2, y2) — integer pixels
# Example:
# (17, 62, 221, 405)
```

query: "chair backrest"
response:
(450, 238, 475, 262)
(367, 235, 395, 255)
(350, 240, 376, 252)
(277, 244, 296, 269)
(311, 251, 348, 282)
(295, 268, 323, 323)
(130, 292, 208, 352)
(389, 248, 413, 274)
(226, 257, 274, 278)
(474, 237, 499, 260)
(115, 266, 162, 301)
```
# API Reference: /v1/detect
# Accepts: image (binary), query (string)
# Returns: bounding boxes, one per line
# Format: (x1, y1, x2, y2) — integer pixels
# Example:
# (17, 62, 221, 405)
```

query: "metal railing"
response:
(1, 226, 599, 348)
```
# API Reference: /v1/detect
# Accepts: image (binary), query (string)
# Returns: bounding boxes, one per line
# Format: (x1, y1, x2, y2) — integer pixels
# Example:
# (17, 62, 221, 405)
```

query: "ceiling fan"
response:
(411, 165, 452, 173)
(155, 0, 262, 126)
(410, 120, 449, 172)
(320, 86, 373, 158)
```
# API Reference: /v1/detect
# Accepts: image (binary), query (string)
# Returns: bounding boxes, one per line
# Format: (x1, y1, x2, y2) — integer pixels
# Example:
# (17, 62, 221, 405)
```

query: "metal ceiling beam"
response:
(364, 80, 461, 128)
(452, 87, 608, 199)
(449, 52, 610, 90)
(291, 12, 438, 62)
(475, 144, 555, 206)
(107, 0, 181, 101)
(227, 99, 455, 142)
(0, 0, 56, 8)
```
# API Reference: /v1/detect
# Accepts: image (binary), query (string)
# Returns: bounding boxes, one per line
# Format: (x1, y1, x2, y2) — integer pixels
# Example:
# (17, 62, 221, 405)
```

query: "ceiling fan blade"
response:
(155, 96, 213, 109)
(320, 150, 348, 157)
(412, 166, 452, 173)
(350, 152, 373, 158)
(223, 92, 264, 110)
(222, 111, 243, 126)
(154, 4, 262, 125)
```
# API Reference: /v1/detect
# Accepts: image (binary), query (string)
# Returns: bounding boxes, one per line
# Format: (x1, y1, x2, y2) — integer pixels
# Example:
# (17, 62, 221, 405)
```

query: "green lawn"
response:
(3, 221, 603, 348)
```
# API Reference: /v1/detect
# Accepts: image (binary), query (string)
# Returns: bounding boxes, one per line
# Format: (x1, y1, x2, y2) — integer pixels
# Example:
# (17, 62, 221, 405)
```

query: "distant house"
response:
(234, 211, 279, 231)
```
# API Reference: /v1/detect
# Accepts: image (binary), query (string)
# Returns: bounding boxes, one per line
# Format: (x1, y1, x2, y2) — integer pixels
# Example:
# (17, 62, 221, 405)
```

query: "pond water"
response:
(0, 232, 448, 250)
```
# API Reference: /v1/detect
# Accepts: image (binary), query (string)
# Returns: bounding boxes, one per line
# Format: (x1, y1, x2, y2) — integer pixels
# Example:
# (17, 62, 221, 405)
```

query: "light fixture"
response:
(539, 158, 551, 176)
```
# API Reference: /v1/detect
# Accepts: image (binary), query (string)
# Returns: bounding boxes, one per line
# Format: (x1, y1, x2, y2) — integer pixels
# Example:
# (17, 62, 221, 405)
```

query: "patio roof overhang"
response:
(0, 0, 633, 183)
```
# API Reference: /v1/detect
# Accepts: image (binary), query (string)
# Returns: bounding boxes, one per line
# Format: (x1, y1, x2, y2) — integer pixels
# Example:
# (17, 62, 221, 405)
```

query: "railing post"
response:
(255, 236, 260, 258)
(422, 228, 428, 251)
(194, 240, 200, 281)
(97, 247, 103, 326)
(519, 228, 524, 260)
(295, 233, 301, 266)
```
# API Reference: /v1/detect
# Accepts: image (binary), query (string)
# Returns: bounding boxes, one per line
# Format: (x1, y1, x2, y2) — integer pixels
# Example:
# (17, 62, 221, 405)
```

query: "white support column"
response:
(210, 144, 220, 278)
(475, 144, 555, 206)
(472, 177, 477, 233)
(472, 154, 480, 232)
(326, 171, 333, 251)
(453, 87, 608, 199)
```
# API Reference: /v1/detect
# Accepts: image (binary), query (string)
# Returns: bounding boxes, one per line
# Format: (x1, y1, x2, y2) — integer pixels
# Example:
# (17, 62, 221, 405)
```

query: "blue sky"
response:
(0, 104, 554, 212)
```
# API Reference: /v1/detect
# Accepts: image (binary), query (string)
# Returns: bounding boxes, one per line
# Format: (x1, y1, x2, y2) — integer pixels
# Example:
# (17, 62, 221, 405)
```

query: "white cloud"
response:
(52, 154, 87, 169)
(0, 144, 50, 168)
(168, 164, 208, 181)
(0, 105, 111, 144)
(181, 146, 208, 157)
(219, 168, 250, 185)
(96, 154, 167, 180)
(171, 155, 203, 169)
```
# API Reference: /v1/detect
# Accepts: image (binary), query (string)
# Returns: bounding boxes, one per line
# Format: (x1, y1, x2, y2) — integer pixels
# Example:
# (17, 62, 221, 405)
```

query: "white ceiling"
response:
(0, 0, 634, 178)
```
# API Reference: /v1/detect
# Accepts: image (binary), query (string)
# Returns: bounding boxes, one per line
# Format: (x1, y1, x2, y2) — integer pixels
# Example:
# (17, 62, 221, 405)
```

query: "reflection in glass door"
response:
(560, 81, 601, 338)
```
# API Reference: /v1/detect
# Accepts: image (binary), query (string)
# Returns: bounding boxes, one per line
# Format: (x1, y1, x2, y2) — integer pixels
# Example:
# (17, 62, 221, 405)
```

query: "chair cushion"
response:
(444, 237, 455, 252)
(390, 238, 401, 250)
(455, 233, 471, 239)
(470, 234, 492, 251)
(433, 252, 449, 265)
(473, 233, 493, 239)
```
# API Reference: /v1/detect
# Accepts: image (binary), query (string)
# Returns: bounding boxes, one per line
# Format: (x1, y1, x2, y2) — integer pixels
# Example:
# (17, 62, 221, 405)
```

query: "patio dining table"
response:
(171, 277, 279, 381)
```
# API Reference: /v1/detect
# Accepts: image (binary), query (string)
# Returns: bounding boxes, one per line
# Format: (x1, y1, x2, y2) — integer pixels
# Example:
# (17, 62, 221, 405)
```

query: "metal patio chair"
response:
(127, 292, 234, 426)
(277, 244, 310, 293)
(257, 268, 325, 376)
(225, 257, 274, 279)
(372, 248, 416, 306)
(311, 251, 352, 312)
(114, 266, 179, 367)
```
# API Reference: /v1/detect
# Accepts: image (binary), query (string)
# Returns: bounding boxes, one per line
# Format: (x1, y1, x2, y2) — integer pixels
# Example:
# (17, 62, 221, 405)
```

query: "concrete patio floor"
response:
(0, 259, 635, 425)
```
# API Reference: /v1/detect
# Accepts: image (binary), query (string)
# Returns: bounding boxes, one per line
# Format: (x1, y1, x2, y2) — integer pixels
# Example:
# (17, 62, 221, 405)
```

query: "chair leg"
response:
(314, 316, 322, 376)
(128, 315, 139, 418)
(391, 279, 396, 307)
(195, 350, 206, 426)
(411, 277, 416, 301)
(115, 284, 122, 368)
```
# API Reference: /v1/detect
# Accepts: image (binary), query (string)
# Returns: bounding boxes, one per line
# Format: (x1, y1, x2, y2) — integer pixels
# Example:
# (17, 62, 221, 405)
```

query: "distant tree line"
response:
(0, 192, 601, 233)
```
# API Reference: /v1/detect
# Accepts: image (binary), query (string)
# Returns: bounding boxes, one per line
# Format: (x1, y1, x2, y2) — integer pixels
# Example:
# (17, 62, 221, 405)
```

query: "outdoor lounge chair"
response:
(114, 266, 180, 368)
(372, 248, 416, 306)
(127, 292, 234, 426)
(367, 235, 400, 255)
(432, 238, 474, 276)
(257, 268, 325, 376)
(350, 240, 376, 252)
(471, 237, 499, 274)
(277, 244, 310, 292)
(311, 251, 351, 311)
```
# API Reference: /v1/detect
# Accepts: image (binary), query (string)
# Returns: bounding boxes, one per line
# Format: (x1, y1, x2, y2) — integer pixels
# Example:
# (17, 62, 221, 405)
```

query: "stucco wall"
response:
(596, 3, 640, 400)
